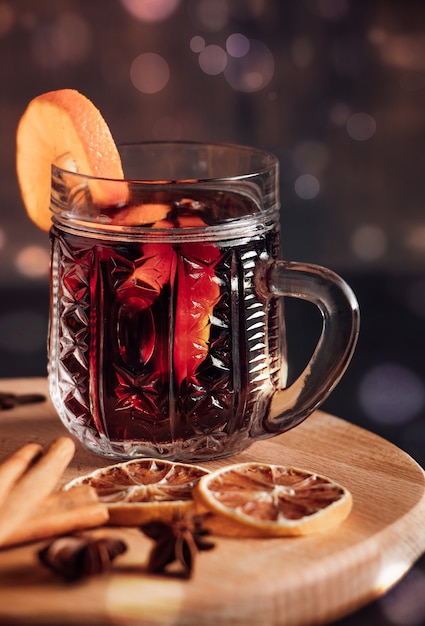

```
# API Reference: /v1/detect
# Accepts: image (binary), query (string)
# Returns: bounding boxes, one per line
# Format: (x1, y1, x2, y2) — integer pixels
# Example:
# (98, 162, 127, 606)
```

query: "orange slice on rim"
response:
(16, 89, 126, 231)
(193, 462, 352, 537)
(64, 458, 209, 526)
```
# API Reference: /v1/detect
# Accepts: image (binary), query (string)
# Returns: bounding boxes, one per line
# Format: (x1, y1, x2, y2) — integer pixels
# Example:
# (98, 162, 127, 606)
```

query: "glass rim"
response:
(51, 207, 279, 242)
(50, 140, 280, 239)
(51, 140, 279, 184)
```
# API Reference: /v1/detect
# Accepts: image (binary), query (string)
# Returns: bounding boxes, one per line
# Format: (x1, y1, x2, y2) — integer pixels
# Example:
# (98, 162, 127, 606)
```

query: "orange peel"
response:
(16, 88, 125, 231)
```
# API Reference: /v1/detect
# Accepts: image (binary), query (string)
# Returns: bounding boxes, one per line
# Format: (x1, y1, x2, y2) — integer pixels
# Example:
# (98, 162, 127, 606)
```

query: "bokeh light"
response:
(329, 102, 351, 126)
(351, 225, 387, 261)
(346, 112, 377, 141)
(189, 0, 229, 32)
(294, 174, 320, 200)
(0, 2, 14, 37)
(224, 39, 274, 92)
(368, 27, 387, 47)
(358, 363, 425, 424)
(15, 245, 50, 279)
(0, 310, 46, 353)
(190, 35, 205, 53)
(226, 33, 250, 58)
(373, 32, 425, 72)
(404, 224, 425, 255)
(120, 0, 180, 22)
(130, 52, 170, 93)
(198, 44, 227, 75)
(294, 140, 329, 175)
(31, 12, 91, 69)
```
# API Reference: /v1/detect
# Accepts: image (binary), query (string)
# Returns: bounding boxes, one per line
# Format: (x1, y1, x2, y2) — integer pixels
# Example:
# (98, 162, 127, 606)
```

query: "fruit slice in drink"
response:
(115, 211, 220, 388)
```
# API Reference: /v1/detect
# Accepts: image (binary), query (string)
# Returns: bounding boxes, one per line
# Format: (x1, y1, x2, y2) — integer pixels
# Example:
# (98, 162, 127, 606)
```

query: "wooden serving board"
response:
(0, 377, 425, 626)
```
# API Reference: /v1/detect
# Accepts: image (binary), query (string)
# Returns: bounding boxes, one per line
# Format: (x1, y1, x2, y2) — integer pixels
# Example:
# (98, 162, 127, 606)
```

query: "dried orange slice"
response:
(193, 462, 352, 537)
(64, 458, 209, 526)
(16, 88, 125, 232)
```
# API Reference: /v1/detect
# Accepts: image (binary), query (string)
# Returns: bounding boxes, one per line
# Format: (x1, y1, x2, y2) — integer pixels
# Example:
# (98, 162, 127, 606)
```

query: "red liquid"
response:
(49, 190, 283, 459)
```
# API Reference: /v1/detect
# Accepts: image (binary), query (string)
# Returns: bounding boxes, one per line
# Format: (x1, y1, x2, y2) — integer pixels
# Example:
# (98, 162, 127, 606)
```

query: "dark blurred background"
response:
(1, 3, 425, 621)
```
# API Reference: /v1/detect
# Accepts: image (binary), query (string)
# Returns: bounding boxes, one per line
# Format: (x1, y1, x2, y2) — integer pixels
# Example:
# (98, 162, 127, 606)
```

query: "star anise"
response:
(141, 514, 215, 579)
(38, 534, 127, 581)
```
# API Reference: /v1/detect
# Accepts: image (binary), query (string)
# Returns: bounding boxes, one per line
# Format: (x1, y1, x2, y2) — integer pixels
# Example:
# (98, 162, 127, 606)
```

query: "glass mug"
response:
(48, 142, 359, 461)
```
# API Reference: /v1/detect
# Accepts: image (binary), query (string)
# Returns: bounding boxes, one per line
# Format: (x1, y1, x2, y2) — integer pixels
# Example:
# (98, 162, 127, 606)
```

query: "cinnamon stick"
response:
(34, 485, 99, 513)
(2, 486, 109, 547)
(0, 436, 76, 546)
(0, 442, 43, 505)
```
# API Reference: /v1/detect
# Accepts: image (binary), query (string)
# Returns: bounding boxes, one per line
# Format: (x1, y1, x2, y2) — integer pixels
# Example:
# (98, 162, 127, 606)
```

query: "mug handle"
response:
(259, 260, 360, 433)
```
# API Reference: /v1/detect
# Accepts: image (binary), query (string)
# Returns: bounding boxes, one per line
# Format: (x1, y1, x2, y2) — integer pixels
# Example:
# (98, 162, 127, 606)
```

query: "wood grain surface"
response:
(0, 377, 424, 626)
